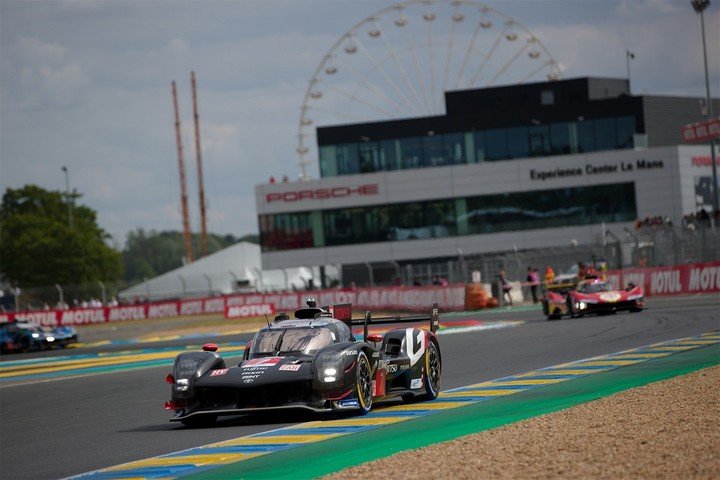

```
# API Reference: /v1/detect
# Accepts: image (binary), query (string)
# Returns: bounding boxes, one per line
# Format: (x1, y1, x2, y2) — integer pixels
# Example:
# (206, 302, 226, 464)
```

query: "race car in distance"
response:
(0, 322, 78, 353)
(164, 300, 442, 427)
(543, 279, 644, 320)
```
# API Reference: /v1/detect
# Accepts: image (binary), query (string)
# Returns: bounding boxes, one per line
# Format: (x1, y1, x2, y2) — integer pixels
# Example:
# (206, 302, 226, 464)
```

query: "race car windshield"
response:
(579, 282, 612, 293)
(250, 327, 335, 357)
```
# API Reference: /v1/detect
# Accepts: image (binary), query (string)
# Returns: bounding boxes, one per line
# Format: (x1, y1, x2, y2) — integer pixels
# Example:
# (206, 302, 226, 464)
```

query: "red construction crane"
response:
(171, 80, 194, 263)
(191, 71, 208, 258)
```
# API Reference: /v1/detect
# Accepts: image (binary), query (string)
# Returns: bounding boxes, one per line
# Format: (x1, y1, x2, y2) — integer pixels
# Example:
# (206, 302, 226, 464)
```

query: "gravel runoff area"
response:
(327, 365, 720, 480)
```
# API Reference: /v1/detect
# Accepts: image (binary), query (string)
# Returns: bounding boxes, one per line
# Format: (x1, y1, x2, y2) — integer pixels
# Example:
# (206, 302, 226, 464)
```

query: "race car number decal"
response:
(599, 292, 622, 303)
(406, 329, 425, 366)
(242, 357, 282, 368)
(210, 369, 229, 376)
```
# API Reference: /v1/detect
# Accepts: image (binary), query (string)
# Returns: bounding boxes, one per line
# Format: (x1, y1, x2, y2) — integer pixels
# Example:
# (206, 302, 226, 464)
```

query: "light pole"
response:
(61, 166, 73, 228)
(691, 0, 719, 214)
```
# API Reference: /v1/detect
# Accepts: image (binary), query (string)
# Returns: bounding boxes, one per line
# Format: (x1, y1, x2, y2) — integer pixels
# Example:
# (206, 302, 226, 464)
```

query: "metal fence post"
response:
(98, 281, 107, 305)
(203, 274, 213, 296)
(178, 275, 187, 296)
(54, 284, 64, 307)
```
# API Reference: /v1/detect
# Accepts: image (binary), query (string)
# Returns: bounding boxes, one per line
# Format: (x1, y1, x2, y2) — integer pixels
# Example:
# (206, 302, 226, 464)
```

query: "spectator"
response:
(544, 265, 555, 284)
(498, 270, 513, 305)
(527, 267, 539, 303)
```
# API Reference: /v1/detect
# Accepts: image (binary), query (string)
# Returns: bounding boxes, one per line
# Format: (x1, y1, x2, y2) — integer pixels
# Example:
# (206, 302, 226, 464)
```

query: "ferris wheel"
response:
(296, 0, 564, 180)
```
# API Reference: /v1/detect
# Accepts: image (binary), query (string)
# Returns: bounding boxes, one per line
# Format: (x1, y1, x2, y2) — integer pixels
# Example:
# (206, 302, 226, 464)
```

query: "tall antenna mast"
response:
(191, 71, 208, 257)
(172, 80, 194, 263)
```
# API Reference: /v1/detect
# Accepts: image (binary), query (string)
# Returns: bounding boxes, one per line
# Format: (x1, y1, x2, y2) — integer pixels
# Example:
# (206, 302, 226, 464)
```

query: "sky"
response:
(1, 0, 718, 249)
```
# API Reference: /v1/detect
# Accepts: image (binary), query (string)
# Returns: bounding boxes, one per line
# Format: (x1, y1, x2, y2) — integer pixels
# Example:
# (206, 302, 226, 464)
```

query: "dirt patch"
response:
(327, 365, 720, 479)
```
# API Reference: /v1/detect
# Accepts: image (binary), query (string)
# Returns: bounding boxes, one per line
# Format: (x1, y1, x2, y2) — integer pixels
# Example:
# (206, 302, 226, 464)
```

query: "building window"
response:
(616, 116, 636, 149)
(576, 120, 596, 153)
(541, 89, 555, 105)
(550, 122, 572, 155)
(318, 117, 639, 177)
(262, 184, 637, 252)
(528, 124, 550, 157)
(485, 128, 509, 161)
(594, 117, 617, 151)
(259, 212, 314, 251)
(402, 136, 424, 169)
(507, 126, 529, 159)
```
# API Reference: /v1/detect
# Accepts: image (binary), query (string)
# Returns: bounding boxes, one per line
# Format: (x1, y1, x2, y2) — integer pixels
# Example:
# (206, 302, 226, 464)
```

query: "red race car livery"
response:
(543, 279, 644, 320)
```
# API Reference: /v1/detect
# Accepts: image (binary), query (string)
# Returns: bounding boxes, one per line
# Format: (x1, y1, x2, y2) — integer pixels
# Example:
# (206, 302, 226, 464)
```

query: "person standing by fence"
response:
(527, 267, 540, 303)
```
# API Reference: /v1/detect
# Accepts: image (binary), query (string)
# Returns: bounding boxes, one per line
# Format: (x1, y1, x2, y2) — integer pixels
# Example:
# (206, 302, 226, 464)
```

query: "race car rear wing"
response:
(330, 303, 439, 340)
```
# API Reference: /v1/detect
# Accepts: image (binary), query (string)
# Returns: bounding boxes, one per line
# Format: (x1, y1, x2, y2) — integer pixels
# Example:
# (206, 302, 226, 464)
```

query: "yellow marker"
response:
(104, 453, 261, 470)
(301, 417, 406, 428)
(442, 389, 523, 397)
(210, 434, 342, 446)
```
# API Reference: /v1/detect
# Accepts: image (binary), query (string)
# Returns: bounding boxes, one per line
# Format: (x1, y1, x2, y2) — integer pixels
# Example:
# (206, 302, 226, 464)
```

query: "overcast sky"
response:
(1, 0, 718, 249)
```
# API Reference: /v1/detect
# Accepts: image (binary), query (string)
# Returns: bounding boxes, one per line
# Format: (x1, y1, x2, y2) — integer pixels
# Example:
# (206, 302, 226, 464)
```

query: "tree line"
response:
(0, 185, 257, 288)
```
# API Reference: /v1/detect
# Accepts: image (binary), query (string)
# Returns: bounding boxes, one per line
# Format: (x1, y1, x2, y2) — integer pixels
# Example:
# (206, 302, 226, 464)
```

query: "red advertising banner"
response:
(2, 263, 717, 327)
(682, 118, 720, 143)
(225, 303, 275, 319)
(605, 261, 720, 296)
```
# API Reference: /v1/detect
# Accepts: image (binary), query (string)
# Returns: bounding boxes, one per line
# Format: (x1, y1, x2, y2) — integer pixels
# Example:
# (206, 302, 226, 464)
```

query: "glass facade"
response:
(260, 183, 637, 252)
(319, 116, 637, 177)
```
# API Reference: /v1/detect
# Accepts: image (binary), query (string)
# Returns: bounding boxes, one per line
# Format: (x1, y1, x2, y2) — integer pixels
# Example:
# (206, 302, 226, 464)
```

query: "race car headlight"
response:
(32, 333, 39, 338)
(176, 378, 189, 392)
(314, 352, 342, 383)
(575, 302, 587, 310)
(46, 336, 55, 342)
(322, 368, 337, 383)
(627, 294, 643, 301)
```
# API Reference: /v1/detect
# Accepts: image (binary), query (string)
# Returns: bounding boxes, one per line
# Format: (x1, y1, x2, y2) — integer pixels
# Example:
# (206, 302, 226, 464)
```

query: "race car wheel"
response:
(423, 339, 441, 400)
(180, 414, 218, 428)
(355, 351, 373, 415)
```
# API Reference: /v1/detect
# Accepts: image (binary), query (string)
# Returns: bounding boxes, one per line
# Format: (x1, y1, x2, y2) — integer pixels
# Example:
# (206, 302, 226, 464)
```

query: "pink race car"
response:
(543, 278, 644, 320)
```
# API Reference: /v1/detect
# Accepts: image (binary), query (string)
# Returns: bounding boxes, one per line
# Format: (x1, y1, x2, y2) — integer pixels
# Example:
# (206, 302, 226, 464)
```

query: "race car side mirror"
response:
(366, 333, 383, 343)
(202, 343, 218, 352)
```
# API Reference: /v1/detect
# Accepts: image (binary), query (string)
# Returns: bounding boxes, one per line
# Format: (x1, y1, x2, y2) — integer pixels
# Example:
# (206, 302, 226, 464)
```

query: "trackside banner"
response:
(2, 262, 717, 327)
(605, 261, 720, 296)
(0, 284, 466, 327)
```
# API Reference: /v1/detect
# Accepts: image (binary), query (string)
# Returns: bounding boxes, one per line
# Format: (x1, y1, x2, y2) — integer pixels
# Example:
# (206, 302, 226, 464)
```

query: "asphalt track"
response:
(0, 295, 718, 479)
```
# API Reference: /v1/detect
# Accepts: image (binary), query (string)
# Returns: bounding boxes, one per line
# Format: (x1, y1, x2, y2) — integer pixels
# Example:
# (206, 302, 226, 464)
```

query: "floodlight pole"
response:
(692, 0, 719, 214)
(61, 166, 73, 228)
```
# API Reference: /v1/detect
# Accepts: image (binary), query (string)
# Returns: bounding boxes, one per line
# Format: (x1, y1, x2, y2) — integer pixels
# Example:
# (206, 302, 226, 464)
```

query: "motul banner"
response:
(225, 303, 275, 319)
(606, 261, 720, 296)
(2, 264, 717, 327)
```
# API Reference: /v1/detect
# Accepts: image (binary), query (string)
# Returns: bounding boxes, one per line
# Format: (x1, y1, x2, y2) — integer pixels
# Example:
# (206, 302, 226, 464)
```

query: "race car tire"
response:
(355, 351, 373, 415)
(423, 339, 442, 400)
(180, 414, 218, 428)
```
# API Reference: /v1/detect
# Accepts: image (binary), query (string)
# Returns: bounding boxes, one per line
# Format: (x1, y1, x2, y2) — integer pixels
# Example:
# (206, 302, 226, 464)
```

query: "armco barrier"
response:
(0, 284, 467, 327)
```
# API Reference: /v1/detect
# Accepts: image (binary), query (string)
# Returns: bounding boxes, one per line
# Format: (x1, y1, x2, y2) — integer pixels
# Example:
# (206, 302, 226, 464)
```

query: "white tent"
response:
(119, 242, 317, 302)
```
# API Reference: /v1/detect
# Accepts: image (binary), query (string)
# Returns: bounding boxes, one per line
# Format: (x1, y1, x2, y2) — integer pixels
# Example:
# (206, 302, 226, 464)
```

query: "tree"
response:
(0, 185, 122, 287)
(121, 229, 251, 282)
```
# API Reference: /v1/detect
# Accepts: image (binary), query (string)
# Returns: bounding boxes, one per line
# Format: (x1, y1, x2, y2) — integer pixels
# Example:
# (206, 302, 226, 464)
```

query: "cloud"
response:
(1, 0, 718, 250)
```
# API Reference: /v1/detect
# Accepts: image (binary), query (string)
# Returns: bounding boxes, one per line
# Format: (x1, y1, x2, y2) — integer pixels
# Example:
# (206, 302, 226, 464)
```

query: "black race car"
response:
(164, 300, 442, 427)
